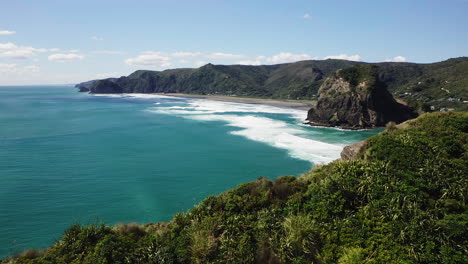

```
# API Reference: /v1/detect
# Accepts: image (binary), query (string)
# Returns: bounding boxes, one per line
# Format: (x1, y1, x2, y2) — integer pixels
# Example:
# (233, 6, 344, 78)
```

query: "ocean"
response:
(0, 86, 381, 257)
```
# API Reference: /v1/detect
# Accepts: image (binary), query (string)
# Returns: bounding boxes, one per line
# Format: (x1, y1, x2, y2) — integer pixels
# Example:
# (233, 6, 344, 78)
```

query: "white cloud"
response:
(0, 63, 18, 73)
(121, 50, 365, 69)
(91, 36, 104, 41)
(172, 51, 202, 58)
(237, 60, 262, 65)
(303, 14, 312, 19)
(195, 60, 207, 67)
(93, 50, 126, 55)
(205, 52, 246, 59)
(0, 63, 40, 73)
(265, 52, 317, 63)
(324, 54, 362, 61)
(0, 42, 48, 59)
(0, 30, 16, 35)
(68, 49, 80, 53)
(385, 56, 407, 62)
(125, 51, 171, 67)
(93, 72, 125, 79)
(48, 53, 84, 62)
(23, 65, 40, 72)
(0, 70, 127, 86)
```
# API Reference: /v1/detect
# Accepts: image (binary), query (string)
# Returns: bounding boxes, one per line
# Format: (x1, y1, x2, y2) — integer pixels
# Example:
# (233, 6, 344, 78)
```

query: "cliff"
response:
(76, 57, 468, 111)
(306, 65, 418, 129)
(5, 112, 467, 264)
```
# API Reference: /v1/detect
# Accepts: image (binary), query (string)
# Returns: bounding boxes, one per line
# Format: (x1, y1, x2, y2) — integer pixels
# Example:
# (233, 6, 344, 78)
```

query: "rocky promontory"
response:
(306, 65, 417, 129)
(75, 58, 468, 112)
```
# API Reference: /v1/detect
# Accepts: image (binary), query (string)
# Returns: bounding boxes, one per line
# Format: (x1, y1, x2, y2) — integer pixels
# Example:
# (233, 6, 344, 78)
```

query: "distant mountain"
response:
(76, 57, 468, 111)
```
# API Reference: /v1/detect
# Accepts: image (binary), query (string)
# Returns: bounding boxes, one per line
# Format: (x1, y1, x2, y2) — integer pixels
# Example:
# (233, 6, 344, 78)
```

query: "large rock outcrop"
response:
(89, 79, 123, 93)
(306, 65, 417, 129)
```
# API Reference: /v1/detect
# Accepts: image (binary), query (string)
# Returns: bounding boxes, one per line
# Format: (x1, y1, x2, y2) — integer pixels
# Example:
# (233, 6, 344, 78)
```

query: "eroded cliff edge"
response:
(306, 65, 418, 129)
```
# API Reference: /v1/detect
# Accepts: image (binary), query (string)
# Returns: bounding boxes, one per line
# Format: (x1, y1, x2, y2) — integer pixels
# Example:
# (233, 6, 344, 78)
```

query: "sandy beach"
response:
(153, 93, 315, 110)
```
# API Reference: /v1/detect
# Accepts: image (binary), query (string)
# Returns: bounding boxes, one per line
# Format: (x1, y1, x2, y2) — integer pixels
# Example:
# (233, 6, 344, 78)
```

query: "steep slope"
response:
(76, 59, 359, 98)
(306, 65, 418, 129)
(377, 57, 468, 111)
(5, 112, 467, 264)
(76, 57, 468, 111)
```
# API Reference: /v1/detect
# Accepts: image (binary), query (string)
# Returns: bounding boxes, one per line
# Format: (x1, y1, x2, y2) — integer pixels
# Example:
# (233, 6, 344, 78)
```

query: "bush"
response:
(6, 112, 467, 264)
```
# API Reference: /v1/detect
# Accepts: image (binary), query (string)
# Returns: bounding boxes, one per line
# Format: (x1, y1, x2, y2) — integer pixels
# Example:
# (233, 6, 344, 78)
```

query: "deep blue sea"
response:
(0, 86, 381, 257)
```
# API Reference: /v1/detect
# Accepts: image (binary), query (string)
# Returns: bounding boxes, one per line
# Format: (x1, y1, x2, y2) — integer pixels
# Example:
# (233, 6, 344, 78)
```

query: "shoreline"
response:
(153, 93, 315, 111)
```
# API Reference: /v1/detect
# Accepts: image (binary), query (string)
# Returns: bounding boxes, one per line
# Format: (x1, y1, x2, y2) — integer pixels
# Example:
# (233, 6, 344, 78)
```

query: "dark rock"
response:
(75, 80, 96, 92)
(306, 65, 418, 129)
(89, 79, 123, 93)
(340, 140, 367, 160)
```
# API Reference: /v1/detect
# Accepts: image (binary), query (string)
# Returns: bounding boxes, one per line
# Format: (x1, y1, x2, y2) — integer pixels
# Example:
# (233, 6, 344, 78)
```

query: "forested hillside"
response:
(76, 57, 468, 111)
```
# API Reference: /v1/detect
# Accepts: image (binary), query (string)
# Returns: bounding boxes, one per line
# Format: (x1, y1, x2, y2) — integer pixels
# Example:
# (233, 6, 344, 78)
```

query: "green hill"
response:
(5, 112, 467, 264)
(76, 57, 468, 111)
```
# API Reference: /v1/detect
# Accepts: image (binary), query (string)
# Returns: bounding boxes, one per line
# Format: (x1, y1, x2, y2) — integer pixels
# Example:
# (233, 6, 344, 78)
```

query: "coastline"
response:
(153, 93, 315, 111)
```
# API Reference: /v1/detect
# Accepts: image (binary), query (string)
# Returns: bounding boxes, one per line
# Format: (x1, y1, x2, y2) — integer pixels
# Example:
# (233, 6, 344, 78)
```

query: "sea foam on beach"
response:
(148, 98, 345, 164)
(91, 93, 375, 164)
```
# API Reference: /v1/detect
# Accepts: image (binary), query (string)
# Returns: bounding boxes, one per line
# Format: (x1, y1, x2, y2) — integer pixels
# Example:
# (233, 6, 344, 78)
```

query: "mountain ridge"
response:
(76, 57, 468, 112)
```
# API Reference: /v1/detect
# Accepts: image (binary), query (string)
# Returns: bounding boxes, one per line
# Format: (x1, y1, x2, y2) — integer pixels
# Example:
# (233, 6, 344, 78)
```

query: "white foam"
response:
(123, 93, 186, 100)
(91, 94, 124, 98)
(147, 99, 345, 164)
(186, 114, 342, 164)
(90, 93, 186, 100)
(187, 99, 306, 120)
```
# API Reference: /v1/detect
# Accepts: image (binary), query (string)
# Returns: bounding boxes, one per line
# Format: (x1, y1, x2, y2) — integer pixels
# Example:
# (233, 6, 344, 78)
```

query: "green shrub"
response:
(6, 112, 467, 264)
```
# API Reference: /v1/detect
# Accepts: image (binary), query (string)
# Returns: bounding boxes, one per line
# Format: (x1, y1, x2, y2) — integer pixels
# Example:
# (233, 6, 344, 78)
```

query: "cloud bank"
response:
(125, 51, 365, 68)
(0, 42, 49, 59)
(48, 53, 84, 62)
(0, 63, 40, 73)
(324, 54, 362, 61)
(385, 56, 407, 62)
(125, 52, 171, 67)
(0, 30, 16, 35)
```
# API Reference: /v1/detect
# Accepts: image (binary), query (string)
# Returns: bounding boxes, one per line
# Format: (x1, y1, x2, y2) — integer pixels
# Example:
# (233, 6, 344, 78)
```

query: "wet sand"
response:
(154, 93, 315, 110)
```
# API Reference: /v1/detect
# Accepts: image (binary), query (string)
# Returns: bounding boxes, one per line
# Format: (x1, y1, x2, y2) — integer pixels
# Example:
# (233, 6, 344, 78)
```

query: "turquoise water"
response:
(0, 86, 381, 257)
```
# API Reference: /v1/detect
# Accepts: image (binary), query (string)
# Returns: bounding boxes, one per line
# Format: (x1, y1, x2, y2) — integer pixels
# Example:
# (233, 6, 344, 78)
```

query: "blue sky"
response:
(0, 0, 467, 85)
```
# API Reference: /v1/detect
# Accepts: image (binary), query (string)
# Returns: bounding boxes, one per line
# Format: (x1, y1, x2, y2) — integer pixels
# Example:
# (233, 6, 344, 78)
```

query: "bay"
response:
(0, 86, 380, 257)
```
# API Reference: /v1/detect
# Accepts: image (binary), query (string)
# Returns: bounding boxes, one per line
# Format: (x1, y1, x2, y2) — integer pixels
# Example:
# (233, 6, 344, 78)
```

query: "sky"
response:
(0, 0, 467, 85)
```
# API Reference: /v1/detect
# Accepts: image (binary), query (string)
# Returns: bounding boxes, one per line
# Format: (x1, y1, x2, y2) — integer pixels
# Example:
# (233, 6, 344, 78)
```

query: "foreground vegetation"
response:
(4, 112, 467, 264)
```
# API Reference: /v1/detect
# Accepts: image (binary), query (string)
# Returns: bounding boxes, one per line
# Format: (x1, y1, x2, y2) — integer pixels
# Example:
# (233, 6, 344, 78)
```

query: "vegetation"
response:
(337, 64, 380, 89)
(4, 112, 467, 263)
(77, 57, 468, 111)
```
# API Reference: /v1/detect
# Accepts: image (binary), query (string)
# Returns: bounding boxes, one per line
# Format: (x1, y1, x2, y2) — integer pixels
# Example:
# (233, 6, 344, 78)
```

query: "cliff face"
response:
(306, 65, 417, 129)
(76, 57, 468, 111)
(89, 79, 122, 93)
